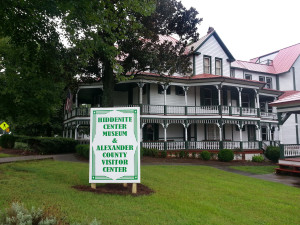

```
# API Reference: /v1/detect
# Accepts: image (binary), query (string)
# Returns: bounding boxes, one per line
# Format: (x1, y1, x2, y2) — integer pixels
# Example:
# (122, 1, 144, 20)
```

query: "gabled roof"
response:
(187, 30, 235, 62)
(270, 90, 300, 107)
(232, 43, 300, 75)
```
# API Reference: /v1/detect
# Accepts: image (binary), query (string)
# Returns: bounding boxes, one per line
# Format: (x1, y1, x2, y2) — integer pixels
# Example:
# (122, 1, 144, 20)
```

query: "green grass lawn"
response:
(229, 166, 277, 175)
(0, 161, 299, 225)
(0, 153, 16, 158)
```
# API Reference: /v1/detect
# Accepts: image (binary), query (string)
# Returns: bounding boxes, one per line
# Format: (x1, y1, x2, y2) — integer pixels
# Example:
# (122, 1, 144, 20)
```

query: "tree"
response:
(63, 0, 202, 106)
(0, 1, 77, 135)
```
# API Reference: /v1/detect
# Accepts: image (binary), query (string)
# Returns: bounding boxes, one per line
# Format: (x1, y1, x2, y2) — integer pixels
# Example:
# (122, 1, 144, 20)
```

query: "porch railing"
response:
(280, 144, 300, 159)
(261, 112, 277, 120)
(142, 141, 261, 151)
(65, 105, 268, 120)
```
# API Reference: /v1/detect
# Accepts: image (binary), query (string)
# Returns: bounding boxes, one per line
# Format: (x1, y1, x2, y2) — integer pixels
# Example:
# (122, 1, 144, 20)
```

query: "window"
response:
(204, 56, 211, 74)
(262, 127, 268, 141)
(215, 58, 222, 75)
(175, 86, 185, 96)
(245, 74, 252, 80)
(259, 76, 265, 82)
(266, 77, 272, 89)
(158, 85, 171, 95)
(204, 88, 212, 106)
(207, 124, 219, 141)
(230, 69, 235, 78)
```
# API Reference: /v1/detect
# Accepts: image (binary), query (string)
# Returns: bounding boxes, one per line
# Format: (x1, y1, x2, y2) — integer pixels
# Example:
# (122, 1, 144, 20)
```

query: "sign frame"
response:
(89, 107, 140, 184)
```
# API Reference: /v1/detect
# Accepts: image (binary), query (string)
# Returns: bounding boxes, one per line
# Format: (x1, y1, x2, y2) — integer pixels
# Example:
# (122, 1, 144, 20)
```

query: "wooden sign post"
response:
(89, 107, 140, 193)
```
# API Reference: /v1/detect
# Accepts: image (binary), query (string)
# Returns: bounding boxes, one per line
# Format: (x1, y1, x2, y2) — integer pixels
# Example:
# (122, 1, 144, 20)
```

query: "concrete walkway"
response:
(0, 154, 299, 188)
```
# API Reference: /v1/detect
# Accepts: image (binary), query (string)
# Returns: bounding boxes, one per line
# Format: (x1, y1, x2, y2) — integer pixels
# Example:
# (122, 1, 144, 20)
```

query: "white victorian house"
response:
(63, 29, 283, 160)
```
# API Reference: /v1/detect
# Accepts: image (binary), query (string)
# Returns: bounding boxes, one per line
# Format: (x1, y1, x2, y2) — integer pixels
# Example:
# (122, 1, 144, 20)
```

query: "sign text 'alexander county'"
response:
(89, 108, 140, 183)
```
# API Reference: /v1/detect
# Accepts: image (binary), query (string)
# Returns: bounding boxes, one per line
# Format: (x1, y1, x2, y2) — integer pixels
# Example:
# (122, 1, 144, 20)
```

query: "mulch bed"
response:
(73, 183, 154, 196)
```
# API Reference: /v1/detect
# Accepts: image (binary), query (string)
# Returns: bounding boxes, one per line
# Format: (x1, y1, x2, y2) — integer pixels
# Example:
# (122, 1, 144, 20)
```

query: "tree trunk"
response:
(102, 60, 115, 107)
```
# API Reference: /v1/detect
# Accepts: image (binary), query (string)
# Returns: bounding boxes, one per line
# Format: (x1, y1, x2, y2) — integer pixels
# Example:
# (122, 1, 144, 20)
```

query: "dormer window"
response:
(215, 58, 222, 75)
(245, 74, 252, 80)
(204, 56, 211, 74)
(266, 77, 272, 89)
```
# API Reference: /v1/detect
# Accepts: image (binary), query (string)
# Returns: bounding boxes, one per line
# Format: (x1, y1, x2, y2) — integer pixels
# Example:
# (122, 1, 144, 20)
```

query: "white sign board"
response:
(89, 107, 140, 183)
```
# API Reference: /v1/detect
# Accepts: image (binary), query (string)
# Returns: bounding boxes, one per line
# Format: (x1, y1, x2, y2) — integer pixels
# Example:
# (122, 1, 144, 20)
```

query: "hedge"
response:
(218, 149, 234, 162)
(76, 145, 89, 159)
(0, 134, 16, 149)
(14, 135, 77, 154)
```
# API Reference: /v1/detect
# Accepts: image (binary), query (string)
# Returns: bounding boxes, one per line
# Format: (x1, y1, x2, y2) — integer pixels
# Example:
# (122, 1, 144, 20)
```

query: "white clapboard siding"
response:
(194, 35, 230, 76)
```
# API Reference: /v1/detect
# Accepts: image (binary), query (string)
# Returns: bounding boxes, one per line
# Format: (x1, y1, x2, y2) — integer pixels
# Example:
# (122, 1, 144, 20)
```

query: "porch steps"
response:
(276, 158, 300, 175)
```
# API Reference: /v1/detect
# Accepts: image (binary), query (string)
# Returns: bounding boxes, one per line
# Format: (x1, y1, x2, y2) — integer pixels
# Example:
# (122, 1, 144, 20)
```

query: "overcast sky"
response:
(181, 0, 300, 61)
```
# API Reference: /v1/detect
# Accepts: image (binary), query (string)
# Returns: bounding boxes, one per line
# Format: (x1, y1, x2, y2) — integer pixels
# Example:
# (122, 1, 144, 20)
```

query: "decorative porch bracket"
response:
(278, 112, 292, 125)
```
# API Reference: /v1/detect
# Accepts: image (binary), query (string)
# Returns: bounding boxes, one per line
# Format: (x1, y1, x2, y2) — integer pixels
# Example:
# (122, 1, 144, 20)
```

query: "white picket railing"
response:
(223, 141, 240, 149)
(188, 141, 219, 150)
(241, 107, 257, 116)
(243, 141, 259, 149)
(261, 112, 277, 120)
(167, 141, 185, 150)
(166, 106, 185, 115)
(142, 142, 164, 151)
(142, 104, 164, 114)
(283, 145, 300, 157)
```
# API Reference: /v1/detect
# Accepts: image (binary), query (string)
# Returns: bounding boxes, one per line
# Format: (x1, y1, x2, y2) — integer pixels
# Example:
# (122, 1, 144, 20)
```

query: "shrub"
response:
(252, 155, 264, 162)
(142, 148, 158, 157)
(0, 134, 15, 149)
(265, 146, 280, 162)
(76, 145, 90, 159)
(0, 202, 56, 225)
(192, 152, 196, 158)
(14, 142, 32, 151)
(179, 150, 185, 158)
(160, 150, 167, 158)
(218, 149, 234, 162)
(200, 151, 211, 161)
(15, 137, 78, 155)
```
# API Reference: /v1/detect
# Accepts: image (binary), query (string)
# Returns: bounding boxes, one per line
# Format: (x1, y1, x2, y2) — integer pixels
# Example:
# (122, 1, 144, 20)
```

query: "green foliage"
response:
(179, 150, 185, 158)
(142, 148, 158, 157)
(0, 134, 15, 149)
(218, 149, 234, 162)
(0, 202, 56, 225)
(15, 136, 77, 154)
(14, 142, 32, 151)
(200, 151, 211, 161)
(192, 152, 196, 159)
(252, 155, 264, 163)
(160, 150, 167, 158)
(265, 146, 280, 162)
(76, 145, 89, 159)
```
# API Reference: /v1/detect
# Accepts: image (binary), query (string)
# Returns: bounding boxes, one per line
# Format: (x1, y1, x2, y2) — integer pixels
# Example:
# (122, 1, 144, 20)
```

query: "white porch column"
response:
(183, 86, 189, 106)
(217, 85, 222, 105)
(255, 90, 260, 108)
(62, 130, 65, 138)
(138, 82, 145, 105)
(66, 129, 68, 138)
(218, 124, 223, 141)
(239, 125, 243, 142)
(184, 123, 189, 141)
(163, 123, 169, 142)
(75, 127, 78, 140)
(70, 129, 73, 139)
(238, 87, 243, 107)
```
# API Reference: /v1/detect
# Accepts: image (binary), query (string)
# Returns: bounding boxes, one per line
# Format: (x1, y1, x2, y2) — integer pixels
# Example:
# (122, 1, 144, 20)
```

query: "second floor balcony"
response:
(64, 104, 277, 121)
